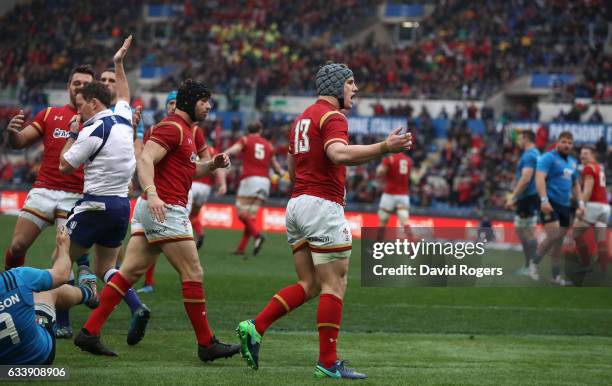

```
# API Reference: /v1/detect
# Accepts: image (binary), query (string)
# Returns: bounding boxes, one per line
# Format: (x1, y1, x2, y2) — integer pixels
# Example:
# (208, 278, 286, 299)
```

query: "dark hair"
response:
(247, 121, 263, 133)
(77, 81, 111, 107)
(581, 146, 595, 154)
(102, 67, 115, 74)
(520, 130, 535, 143)
(558, 131, 573, 141)
(69, 64, 95, 83)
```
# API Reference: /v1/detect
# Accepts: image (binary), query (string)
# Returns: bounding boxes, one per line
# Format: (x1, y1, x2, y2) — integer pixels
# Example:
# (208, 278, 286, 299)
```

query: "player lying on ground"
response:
(73, 79, 241, 363)
(236, 62, 412, 379)
(0, 226, 98, 365)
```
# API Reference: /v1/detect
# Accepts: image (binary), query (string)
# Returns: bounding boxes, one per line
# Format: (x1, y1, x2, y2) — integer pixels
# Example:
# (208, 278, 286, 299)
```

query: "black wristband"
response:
(68, 131, 78, 140)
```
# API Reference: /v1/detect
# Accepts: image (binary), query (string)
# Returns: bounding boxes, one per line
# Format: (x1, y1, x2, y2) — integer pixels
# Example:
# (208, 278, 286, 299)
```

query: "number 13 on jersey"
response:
(294, 119, 310, 154)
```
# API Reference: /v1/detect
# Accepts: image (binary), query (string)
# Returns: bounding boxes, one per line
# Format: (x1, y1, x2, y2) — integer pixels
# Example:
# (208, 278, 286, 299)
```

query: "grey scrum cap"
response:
(315, 63, 354, 104)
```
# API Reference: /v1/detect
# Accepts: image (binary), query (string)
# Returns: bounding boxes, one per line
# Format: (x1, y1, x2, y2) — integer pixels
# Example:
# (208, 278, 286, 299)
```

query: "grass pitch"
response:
(1, 215, 611, 385)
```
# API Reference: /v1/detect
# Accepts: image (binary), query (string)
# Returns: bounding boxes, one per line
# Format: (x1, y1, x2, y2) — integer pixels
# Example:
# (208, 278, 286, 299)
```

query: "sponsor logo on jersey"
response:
(146, 226, 168, 236)
(307, 235, 331, 244)
(53, 128, 70, 138)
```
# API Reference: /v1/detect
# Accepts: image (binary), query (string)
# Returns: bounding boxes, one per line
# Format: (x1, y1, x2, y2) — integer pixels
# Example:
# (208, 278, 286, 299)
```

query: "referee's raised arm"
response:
(113, 35, 132, 103)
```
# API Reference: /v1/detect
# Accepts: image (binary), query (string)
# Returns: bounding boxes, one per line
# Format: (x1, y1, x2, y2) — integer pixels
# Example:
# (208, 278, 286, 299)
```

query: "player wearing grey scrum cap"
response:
(315, 63, 354, 109)
(236, 62, 412, 379)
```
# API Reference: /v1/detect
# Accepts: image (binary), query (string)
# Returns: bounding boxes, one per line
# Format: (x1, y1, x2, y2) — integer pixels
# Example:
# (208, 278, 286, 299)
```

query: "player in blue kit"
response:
(506, 130, 540, 275)
(0, 226, 97, 365)
(529, 131, 583, 285)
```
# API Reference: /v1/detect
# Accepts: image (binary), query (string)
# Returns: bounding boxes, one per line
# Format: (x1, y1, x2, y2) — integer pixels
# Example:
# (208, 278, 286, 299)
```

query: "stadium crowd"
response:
(0, 0, 610, 212)
(1, 0, 609, 102)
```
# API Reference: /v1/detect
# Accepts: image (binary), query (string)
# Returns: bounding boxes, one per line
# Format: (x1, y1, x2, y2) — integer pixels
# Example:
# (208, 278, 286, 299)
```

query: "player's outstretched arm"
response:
(47, 226, 73, 288)
(326, 127, 412, 166)
(195, 153, 230, 178)
(271, 155, 284, 176)
(5, 110, 42, 149)
(224, 141, 244, 157)
(113, 35, 132, 103)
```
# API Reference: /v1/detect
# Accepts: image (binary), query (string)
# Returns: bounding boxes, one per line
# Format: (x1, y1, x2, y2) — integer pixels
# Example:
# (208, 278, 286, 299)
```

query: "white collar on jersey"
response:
(83, 108, 113, 127)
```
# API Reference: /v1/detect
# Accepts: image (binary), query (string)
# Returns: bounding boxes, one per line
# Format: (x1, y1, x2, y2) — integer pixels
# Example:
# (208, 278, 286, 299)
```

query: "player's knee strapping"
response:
(377, 209, 390, 225)
(397, 208, 409, 225)
(248, 205, 260, 216)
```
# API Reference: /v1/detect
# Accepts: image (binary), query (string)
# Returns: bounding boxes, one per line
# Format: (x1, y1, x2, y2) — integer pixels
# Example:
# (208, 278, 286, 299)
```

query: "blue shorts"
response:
(67, 194, 130, 248)
(515, 194, 540, 219)
(539, 200, 571, 227)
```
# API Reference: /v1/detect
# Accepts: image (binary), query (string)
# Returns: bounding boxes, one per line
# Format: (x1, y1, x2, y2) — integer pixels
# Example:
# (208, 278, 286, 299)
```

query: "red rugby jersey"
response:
(289, 99, 348, 205)
(582, 162, 608, 204)
(31, 105, 84, 193)
(238, 133, 273, 180)
(382, 153, 412, 195)
(144, 114, 197, 207)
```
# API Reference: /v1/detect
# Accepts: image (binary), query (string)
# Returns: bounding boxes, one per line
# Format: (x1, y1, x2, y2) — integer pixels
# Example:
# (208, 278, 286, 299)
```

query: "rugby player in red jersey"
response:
(236, 63, 412, 379)
(573, 147, 610, 272)
(4, 65, 94, 339)
(376, 152, 413, 238)
(4, 65, 93, 270)
(74, 80, 240, 362)
(224, 121, 283, 256)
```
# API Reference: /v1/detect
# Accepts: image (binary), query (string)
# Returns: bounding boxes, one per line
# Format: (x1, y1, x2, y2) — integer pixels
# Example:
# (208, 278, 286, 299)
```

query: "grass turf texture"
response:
(1, 215, 611, 385)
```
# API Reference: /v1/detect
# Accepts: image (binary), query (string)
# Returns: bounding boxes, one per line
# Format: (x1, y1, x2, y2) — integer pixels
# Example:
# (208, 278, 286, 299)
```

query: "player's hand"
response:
(114, 35, 132, 63)
(541, 201, 553, 214)
(55, 225, 70, 252)
(575, 206, 585, 219)
(216, 184, 227, 195)
(132, 106, 142, 130)
(148, 194, 167, 223)
(69, 114, 81, 133)
(211, 153, 231, 170)
(385, 127, 412, 153)
(6, 110, 25, 134)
